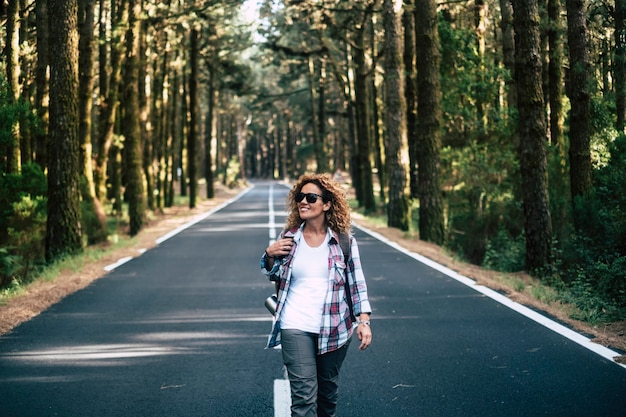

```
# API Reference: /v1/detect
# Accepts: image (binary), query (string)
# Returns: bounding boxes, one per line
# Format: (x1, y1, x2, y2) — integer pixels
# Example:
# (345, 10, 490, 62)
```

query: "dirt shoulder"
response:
(1, 184, 624, 364)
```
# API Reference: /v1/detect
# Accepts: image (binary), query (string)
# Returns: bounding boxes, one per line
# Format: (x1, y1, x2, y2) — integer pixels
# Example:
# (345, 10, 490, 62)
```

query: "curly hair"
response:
(284, 173, 352, 234)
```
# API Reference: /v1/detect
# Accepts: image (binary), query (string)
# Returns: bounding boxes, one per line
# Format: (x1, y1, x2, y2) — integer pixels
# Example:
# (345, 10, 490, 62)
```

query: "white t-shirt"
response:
(280, 234, 330, 334)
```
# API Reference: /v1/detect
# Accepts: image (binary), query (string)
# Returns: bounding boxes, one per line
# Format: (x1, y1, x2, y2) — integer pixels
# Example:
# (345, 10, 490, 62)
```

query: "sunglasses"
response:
(295, 192, 324, 204)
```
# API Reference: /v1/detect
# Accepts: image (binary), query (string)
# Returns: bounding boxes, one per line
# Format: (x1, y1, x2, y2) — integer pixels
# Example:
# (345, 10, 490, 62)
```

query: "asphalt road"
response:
(1, 180, 625, 417)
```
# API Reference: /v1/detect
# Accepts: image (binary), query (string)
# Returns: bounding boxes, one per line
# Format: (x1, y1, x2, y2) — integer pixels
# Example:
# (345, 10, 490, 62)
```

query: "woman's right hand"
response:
(266, 237, 294, 259)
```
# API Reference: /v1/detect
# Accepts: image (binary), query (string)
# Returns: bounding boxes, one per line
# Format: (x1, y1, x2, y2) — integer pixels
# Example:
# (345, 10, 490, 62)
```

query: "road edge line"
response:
(352, 222, 626, 370)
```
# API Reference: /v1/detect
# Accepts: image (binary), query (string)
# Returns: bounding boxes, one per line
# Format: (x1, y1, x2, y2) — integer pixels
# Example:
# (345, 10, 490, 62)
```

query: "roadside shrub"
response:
(483, 227, 526, 272)
(0, 163, 47, 288)
(6, 196, 47, 285)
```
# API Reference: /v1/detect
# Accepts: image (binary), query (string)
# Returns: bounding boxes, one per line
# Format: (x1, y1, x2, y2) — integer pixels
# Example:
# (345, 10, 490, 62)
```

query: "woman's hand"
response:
(266, 237, 294, 259)
(356, 314, 372, 350)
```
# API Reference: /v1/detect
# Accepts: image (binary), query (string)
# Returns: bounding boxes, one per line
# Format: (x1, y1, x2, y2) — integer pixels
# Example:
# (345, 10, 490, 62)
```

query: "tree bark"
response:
(95, 0, 126, 200)
(616, 0, 626, 133)
(205, 46, 217, 199)
(416, 0, 445, 244)
(188, 27, 199, 209)
(78, 0, 107, 243)
(566, 0, 593, 205)
(122, 0, 145, 236)
(548, 0, 565, 147)
(46, 0, 83, 261)
(383, 0, 410, 231)
(512, 0, 553, 271)
(499, 0, 518, 116)
(5, 0, 21, 173)
(35, 0, 49, 169)
(403, 2, 418, 199)
(354, 22, 376, 212)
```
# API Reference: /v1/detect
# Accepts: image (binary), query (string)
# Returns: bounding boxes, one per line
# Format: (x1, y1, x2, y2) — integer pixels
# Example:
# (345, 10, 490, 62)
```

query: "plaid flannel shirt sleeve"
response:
(347, 235, 372, 316)
(260, 252, 280, 281)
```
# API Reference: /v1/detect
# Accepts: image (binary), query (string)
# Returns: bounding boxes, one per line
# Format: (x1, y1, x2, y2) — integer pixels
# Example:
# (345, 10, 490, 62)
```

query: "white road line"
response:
(268, 183, 277, 243)
(267, 183, 292, 416)
(352, 222, 626, 370)
(274, 379, 291, 417)
(103, 256, 133, 272)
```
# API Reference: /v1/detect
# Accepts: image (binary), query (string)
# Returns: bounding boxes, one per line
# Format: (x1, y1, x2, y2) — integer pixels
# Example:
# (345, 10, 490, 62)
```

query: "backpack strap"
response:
(339, 233, 356, 321)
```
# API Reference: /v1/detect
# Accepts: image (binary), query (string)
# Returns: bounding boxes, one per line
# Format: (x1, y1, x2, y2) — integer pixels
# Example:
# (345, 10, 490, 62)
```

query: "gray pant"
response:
(281, 329, 351, 417)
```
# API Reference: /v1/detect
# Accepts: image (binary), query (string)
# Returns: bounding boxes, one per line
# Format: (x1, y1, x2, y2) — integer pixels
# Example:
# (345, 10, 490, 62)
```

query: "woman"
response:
(261, 173, 373, 417)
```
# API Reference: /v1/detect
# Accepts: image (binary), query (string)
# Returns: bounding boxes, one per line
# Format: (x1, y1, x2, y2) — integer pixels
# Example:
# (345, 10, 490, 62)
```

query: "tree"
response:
(566, 0, 593, 217)
(78, 0, 107, 243)
(354, 15, 376, 212)
(188, 27, 200, 209)
(46, 0, 83, 261)
(415, 0, 445, 244)
(122, 0, 146, 236)
(403, 1, 418, 199)
(205, 28, 218, 199)
(35, 0, 50, 169)
(512, 0, 553, 270)
(95, 0, 126, 201)
(382, 0, 410, 231)
(547, 0, 565, 147)
(617, 0, 626, 134)
(4, 0, 21, 173)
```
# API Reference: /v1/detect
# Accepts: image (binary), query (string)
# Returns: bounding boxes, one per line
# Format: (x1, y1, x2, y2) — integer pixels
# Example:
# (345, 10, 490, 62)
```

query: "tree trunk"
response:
(179, 68, 188, 197)
(566, 0, 593, 206)
(141, 19, 154, 212)
(5, 0, 21, 173)
(404, 2, 418, 199)
(382, 0, 410, 231)
(317, 58, 328, 173)
(78, 0, 96, 197)
(78, 0, 107, 244)
(416, 0, 445, 244)
(616, 0, 626, 133)
(18, 0, 32, 166)
(95, 0, 126, 200)
(188, 27, 199, 209)
(46, 0, 83, 261)
(35, 0, 50, 169)
(168, 56, 181, 205)
(354, 23, 376, 212)
(548, 0, 565, 147)
(474, 0, 488, 140)
(205, 54, 217, 199)
(122, 0, 145, 236)
(512, 0, 553, 271)
(500, 0, 518, 115)
(370, 17, 385, 205)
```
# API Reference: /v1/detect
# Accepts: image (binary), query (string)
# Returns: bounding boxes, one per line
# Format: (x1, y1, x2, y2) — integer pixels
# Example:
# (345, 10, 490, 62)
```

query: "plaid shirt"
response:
(260, 224, 372, 354)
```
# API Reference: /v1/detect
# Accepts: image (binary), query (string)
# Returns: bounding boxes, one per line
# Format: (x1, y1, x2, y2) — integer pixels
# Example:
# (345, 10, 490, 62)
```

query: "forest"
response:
(1, 0, 625, 325)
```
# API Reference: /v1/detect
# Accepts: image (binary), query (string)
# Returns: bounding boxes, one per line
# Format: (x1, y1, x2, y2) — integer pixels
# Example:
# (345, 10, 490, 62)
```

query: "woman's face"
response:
(297, 182, 331, 221)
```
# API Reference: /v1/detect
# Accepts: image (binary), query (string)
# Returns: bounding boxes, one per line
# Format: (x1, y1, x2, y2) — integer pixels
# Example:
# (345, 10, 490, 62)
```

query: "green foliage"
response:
(438, 15, 511, 147)
(437, 13, 523, 265)
(0, 74, 41, 163)
(532, 133, 626, 321)
(224, 157, 243, 188)
(0, 163, 47, 237)
(79, 178, 107, 245)
(483, 228, 526, 272)
(441, 140, 522, 265)
(0, 163, 48, 288)
(0, 247, 20, 288)
(6, 196, 47, 282)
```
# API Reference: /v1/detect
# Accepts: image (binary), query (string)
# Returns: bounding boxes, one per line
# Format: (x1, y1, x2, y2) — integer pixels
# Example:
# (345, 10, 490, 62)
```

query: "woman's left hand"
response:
(356, 315, 372, 350)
